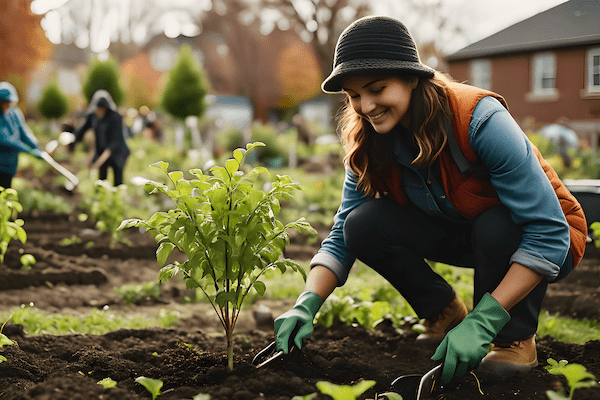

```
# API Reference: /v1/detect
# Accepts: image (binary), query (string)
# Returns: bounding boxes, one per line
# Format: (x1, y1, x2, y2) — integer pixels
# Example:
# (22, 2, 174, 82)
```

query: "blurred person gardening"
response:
(71, 90, 130, 186)
(0, 81, 43, 188)
(273, 16, 587, 386)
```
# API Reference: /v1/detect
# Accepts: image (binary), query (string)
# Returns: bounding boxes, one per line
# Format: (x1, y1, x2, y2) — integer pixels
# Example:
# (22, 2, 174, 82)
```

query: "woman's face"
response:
(96, 106, 107, 118)
(341, 75, 417, 134)
(0, 101, 11, 114)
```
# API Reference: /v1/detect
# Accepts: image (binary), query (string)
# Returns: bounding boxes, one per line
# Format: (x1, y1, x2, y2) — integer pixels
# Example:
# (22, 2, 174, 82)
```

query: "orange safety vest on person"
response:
(385, 81, 588, 269)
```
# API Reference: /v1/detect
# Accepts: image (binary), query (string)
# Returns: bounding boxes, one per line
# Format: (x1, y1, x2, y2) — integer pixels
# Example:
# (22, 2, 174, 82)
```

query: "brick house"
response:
(446, 0, 600, 146)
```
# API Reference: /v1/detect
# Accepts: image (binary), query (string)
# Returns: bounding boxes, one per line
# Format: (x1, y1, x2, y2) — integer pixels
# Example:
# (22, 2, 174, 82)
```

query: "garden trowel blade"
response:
(384, 364, 443, 400)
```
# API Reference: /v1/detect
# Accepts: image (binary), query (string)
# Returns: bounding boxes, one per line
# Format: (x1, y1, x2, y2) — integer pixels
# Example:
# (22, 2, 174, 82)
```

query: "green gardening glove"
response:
(432, 293, 510, 384)
(274, 291, 323, 354)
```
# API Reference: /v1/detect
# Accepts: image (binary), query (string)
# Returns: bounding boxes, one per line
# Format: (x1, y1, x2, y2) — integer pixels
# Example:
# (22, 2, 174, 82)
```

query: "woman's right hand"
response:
(274, 291, 324, 354)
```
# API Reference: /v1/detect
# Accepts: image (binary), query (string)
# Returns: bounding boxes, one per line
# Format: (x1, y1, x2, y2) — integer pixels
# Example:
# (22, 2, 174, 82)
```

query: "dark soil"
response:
(1, 209, 600, 400)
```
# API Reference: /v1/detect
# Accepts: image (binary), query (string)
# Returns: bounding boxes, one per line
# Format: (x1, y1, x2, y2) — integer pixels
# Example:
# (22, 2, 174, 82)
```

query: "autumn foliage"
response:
(0, 0, 51, 83)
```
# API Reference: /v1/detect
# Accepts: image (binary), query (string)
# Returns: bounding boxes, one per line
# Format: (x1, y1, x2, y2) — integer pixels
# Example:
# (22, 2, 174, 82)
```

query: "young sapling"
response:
(118, 142, 317, 371)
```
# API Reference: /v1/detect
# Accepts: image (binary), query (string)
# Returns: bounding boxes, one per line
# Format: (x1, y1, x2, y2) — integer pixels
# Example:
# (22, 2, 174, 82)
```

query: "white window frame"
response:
(587, 47, 600, 93)
(470, 59, 492, 90)
(531, 52, 557, 95)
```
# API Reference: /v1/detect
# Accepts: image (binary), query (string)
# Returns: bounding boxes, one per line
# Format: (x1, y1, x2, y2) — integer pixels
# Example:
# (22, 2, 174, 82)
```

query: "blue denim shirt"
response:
(310, 96, 570, 285)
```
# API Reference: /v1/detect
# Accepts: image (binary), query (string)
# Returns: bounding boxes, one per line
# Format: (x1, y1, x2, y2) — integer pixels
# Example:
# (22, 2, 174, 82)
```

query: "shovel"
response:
(379, 363, 443, 400)
(40, 151, 79, 191)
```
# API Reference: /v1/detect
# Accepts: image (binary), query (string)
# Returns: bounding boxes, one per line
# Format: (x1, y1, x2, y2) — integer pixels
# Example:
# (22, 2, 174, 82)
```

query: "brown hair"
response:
(340, 72, 453, 196)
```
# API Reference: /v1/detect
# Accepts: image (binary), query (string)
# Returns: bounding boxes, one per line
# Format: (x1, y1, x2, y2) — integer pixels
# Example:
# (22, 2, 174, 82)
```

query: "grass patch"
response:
(538, 310, 600, 344)
(1, 305, 180, 335)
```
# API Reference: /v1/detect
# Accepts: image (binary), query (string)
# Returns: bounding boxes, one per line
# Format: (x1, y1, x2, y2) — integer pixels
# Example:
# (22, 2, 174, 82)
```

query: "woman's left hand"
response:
(432, 293, 510, 384)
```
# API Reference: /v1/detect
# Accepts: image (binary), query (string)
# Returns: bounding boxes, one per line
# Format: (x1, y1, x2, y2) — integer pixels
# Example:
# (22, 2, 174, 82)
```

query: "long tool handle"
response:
(40, 151, 79, 189)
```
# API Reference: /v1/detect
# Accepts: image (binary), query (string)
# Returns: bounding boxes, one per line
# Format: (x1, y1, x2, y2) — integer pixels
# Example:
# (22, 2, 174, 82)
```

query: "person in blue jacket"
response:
(273, 16, 587, 386)
(71, 90, 130, 186)
(0, 81, 43, 188)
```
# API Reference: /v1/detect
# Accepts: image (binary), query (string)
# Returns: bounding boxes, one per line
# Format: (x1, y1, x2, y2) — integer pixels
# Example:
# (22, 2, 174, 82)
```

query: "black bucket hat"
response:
(322, 16, 435, 93)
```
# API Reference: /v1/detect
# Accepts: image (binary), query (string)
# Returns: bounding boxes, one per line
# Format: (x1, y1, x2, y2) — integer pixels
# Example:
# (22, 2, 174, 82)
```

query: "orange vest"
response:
(387, 81, 588, 268)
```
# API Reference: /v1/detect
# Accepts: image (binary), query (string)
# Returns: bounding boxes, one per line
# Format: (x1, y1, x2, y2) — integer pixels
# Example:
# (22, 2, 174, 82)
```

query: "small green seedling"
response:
(20, 254, 36, 271)
(192, 394, 211, 400)
(315, 380, 377, 400)
(97, 377, 117, 388)
(119, 142, 316, 371)
(0, 187, 26, 263)
(545, 358, 598, 400)
(135, 376, 163, 400)
(0, 315, 16, 363)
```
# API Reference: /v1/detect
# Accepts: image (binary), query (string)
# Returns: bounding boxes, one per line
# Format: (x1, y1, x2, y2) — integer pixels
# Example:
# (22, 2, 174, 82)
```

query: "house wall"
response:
(447, 45, 600, 134)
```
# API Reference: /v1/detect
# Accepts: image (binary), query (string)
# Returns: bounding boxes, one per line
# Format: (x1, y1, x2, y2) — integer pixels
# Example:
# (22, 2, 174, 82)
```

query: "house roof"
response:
(447, 0, 600, 61)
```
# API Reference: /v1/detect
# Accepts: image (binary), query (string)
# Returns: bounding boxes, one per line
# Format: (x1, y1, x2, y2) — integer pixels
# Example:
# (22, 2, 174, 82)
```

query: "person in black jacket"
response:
(72, 91, 130, 186)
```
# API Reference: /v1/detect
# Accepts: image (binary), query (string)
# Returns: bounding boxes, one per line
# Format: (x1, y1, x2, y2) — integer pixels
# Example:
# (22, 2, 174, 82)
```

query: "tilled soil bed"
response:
(0, 210, 600, 400)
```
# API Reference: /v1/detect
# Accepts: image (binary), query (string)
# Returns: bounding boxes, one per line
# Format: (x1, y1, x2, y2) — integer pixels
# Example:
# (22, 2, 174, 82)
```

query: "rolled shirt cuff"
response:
(510, 248, 562, 281)
(309, 252, 349, 286)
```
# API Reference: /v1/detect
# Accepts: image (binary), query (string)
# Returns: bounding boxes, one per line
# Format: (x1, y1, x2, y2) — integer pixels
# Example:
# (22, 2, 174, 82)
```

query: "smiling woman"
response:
(273, 14, 588, 391)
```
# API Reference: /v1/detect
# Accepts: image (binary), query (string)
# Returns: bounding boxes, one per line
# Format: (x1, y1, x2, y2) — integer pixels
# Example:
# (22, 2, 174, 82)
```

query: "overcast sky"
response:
(31, 0, 569, 55)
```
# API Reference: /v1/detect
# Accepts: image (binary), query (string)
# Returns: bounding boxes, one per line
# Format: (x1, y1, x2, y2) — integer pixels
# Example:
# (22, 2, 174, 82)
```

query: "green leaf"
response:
(158, 264, 180, 282)
(246, 141, 265, 151)
(168, 171, 184, 183)
(117, 219, 143, 231)
(225, 159, 239, 176)
(316, 380, 376, 400)
(210, 166, 229, 182)
(253, 281, 266, 296)
(157, 242, 175, 266)
(0, 355, 6, 363)
(192, 394, 212, 400)
(151, 161, 169, 173)
(14, 225, 27, 243)
(97, 378, 117, 388)
(135, 377, 163, 400)
(233, 148, 246, 163)
(0, 333, 14, 347)
(215, 291, 237, 308)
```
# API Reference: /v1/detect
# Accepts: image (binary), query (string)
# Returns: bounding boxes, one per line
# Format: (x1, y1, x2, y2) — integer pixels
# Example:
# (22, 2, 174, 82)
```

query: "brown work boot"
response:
(415, 296, 468, 346)
(477, 335, 538, 376)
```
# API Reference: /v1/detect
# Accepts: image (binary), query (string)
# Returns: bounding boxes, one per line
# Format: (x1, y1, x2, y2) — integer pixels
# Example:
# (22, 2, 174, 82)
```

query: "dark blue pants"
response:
(342, 198, 573, 343)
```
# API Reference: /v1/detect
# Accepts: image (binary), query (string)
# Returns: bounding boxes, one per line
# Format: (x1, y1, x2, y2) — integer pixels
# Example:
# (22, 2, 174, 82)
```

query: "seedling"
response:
(97, 377, 117, 388)
(81, 180, 131, 246)
(545, 358, 598, 399)
(135, 376, 163, 399)
(119, 143, 316, 371)
(0, 316, 16, 363)
(0, 187, 26, 263)
(20, 254, 36, 271)
(298, 380, 376, 400)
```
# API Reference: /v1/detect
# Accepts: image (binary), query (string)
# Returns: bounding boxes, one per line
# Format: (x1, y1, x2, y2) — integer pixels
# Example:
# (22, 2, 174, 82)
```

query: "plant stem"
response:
(227, 330, 233, 371)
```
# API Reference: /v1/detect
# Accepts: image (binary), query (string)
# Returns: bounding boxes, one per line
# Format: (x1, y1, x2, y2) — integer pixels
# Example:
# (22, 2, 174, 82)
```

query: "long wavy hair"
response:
(339, 72, 453, 196)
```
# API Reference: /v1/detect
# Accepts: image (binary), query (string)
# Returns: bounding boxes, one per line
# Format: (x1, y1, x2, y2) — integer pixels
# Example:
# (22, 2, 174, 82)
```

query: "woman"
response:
(273, 16, 587, 385)
(72, 90, 130, 186)
(0, 81, 42, 188)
